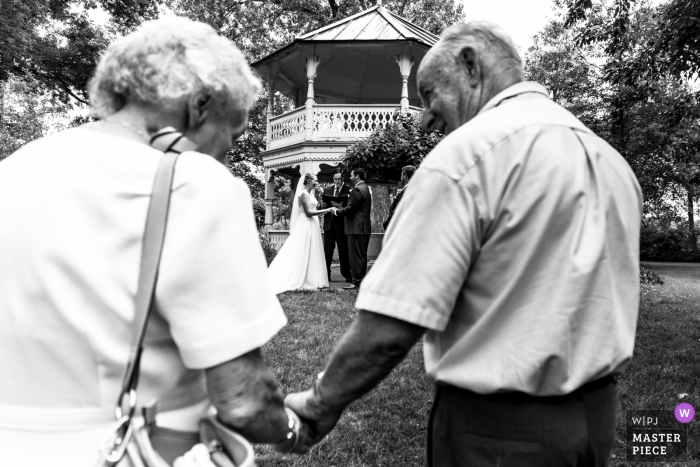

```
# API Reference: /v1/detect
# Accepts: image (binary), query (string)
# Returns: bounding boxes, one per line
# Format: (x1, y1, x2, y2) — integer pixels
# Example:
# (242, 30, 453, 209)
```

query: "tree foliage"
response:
(527, 1, 700, 252)
(173, 0, 464, 62)
(0, 0, 159, 105)
(342, 113, 443, 183)
(0, 74, 72, 160)
(562, 0, 700, 81)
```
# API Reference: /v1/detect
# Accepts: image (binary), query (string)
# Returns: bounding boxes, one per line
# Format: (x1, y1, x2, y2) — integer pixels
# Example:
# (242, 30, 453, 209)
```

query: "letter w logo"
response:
(680, 409, 691, 418)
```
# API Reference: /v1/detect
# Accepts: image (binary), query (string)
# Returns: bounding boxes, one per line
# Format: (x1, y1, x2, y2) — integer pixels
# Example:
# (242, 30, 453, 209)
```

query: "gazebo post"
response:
(265, 64, 279, 150)
(264, 169, 275, 232)
(396, 44, 414, 112)
(302, 48, 321, 139)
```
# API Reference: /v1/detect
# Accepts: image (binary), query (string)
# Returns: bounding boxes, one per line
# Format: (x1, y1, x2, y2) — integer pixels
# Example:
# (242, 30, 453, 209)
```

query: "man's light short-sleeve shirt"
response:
(0, 127, 286, 431)
(356, 82, 643, 396)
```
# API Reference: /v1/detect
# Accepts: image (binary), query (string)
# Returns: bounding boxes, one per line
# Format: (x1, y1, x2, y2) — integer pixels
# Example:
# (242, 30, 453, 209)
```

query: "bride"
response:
(268, 173, 336, 294)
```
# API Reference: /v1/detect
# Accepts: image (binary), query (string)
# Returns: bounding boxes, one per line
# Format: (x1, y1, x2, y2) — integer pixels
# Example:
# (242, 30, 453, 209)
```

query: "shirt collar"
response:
(477, 81, 550, 116)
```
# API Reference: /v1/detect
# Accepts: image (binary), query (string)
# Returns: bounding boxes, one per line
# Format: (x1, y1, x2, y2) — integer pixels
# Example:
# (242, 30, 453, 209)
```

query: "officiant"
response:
(322, 170, 352, 282)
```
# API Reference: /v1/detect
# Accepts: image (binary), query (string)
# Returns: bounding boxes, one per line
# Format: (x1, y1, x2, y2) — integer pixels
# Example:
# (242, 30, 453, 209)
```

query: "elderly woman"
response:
(0, 17, 296, 465)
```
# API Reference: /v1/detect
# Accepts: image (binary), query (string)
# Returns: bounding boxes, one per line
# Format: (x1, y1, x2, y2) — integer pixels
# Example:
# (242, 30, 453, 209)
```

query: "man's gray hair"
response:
(89, 17, 261, 120)
(438, 21, 523, 79)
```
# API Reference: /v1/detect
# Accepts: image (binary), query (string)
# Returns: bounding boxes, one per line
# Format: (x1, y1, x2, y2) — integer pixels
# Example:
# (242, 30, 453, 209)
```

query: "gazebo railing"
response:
(269, 107, 307, 147)
(268, 104, 422, 149)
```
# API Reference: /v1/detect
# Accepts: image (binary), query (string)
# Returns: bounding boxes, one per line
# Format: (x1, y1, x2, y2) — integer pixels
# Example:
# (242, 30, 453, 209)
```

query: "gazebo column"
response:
(265, 64, 279, 150)
(302, 50, 322, 139)
(264, 169, 275, 232)
(395, 44, 414, 111)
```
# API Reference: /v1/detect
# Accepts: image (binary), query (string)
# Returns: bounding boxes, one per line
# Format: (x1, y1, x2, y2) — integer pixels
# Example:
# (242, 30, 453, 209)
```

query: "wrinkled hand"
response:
(284, 390, 343, 453)
(272, 408, 314, 455)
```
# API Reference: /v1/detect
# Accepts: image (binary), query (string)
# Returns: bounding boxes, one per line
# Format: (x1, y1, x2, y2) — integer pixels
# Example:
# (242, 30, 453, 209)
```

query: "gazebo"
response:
(251, 2, 437, 231)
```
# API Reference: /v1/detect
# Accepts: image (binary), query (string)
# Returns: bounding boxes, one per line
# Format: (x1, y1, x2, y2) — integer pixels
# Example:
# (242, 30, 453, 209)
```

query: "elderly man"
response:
(286, 20, 642, 467)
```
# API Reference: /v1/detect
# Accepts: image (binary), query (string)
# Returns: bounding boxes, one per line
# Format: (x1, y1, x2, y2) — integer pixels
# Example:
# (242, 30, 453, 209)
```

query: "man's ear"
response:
(187, 92, 212, 129)
(457, 46, 480, 87)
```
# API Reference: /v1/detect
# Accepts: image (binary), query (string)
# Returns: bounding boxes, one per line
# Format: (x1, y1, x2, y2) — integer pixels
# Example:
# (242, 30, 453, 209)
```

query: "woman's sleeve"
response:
(155, 154, 286, 370)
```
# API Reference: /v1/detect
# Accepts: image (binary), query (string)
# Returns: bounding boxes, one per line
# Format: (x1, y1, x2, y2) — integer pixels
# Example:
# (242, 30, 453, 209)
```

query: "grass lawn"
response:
(257, 263, 700, 466)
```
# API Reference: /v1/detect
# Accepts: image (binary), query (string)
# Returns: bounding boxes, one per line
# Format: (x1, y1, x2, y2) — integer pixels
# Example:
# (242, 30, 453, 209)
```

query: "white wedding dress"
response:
(268, 189, 329, 294)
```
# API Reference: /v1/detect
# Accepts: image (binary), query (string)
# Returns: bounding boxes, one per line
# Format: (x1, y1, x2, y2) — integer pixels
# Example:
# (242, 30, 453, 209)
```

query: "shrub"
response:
(259, 230, 278, 266)
(342, 112, 443, 183)
(640, 226, 700, 263)
(640, 266, 664, 285)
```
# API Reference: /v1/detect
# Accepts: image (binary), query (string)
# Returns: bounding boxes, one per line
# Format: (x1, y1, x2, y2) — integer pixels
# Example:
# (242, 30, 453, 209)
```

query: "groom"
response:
(332, 167, 371, 290)
(322, 170, 352, 283)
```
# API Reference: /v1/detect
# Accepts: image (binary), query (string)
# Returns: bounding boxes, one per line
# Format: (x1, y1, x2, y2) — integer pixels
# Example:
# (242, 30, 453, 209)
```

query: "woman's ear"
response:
(187, 92, 212, 129)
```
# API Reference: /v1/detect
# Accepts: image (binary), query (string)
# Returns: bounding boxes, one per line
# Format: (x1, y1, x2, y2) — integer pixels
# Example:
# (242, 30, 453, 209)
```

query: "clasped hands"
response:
(275, 382, 343, 454)
(329, 201, 343, 216)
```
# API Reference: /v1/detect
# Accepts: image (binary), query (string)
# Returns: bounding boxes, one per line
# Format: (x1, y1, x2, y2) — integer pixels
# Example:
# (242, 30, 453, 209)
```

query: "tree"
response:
(0, 74, 72, 160)
(342, 112, 443, 183)
(0, 0, 162, 152)
(0, 0, 159, 105)
(527, 1, 700, 253)
(173, 0, 464, 62)
(562, 0, 700, 80)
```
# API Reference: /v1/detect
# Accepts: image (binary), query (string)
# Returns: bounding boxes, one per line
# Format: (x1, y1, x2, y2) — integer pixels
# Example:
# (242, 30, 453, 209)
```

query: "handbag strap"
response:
(117, 127, 197, 417)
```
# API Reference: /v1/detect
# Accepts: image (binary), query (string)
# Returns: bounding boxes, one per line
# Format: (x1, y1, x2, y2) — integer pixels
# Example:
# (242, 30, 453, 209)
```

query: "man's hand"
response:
(284, 389, 343, 453)
(331, 201, 342, 208)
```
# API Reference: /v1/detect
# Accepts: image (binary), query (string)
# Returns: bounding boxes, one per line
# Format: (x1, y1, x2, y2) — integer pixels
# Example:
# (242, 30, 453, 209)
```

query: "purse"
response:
(94, 128, 260, 467)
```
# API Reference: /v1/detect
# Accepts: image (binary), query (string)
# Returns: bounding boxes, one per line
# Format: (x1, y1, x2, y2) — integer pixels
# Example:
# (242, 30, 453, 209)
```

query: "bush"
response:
(640, 266, 664, 285)
(259, 230, 278, 266)
(640, 226, 700, 262)
(342, 112, 443, 183)
(641, 251, 700, 262)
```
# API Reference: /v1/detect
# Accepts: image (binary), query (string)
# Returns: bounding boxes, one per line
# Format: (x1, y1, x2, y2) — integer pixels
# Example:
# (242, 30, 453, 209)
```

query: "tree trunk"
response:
(328, 0, 339, 17)
(689, 189, 698, 252)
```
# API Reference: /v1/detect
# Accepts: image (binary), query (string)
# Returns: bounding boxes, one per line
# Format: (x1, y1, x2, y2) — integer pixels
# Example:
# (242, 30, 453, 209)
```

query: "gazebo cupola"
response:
(251, 2, 438, 230)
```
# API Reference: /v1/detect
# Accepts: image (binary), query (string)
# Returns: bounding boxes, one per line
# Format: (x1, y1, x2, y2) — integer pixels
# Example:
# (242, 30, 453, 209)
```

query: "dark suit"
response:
(322, 184, 351, 281)
(334, 181, 372, 285)
(382, 185, 407, 230)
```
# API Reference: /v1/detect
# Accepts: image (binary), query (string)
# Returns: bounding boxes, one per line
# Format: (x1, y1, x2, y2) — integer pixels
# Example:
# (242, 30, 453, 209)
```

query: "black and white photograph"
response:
(0, 0, 698, 465)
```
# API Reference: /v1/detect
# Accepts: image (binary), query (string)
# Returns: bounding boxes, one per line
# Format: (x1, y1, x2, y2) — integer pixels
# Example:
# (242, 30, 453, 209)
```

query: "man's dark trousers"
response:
(426, 376, 618, 467)
(347, 234, 370, 285)
(334, 180, 372, 286)
(323, 184, 351, 281)
(324, 229, 350, 281)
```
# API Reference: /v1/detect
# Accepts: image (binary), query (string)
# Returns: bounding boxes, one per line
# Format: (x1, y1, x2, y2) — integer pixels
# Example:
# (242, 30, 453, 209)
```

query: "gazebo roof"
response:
(296, 5, 438, 45)
(253, 6, 438, 69)
(252, 5, 437, 106)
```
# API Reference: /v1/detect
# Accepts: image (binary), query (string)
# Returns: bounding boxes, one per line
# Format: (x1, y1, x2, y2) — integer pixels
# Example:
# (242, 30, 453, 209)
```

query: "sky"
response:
(460, 0, 559, 53)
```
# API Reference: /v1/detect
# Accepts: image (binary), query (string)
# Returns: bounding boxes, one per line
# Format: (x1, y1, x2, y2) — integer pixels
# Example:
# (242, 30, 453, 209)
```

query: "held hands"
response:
(283, 387, 343, 454)
(271, 408, 314, 455)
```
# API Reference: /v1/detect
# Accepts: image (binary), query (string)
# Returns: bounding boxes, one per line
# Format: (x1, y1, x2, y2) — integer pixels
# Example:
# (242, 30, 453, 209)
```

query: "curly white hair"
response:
(89, 17, 261, 121)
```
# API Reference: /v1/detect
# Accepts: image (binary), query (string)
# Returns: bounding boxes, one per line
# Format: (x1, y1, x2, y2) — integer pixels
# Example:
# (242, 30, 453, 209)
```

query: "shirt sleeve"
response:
(155, 153, 286, 369)
(355, 168, 479, 331)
